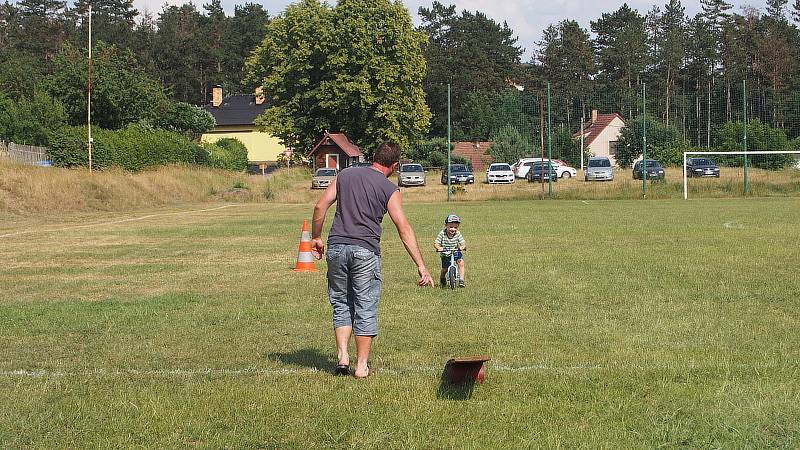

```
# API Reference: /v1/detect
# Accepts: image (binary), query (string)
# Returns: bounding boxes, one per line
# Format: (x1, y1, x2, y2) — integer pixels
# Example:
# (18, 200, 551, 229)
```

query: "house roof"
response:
(574, 113, 625, 146)
(202, 94, 267, 126)
(308, 132, 363, 157)
(452, 141, 493, 171)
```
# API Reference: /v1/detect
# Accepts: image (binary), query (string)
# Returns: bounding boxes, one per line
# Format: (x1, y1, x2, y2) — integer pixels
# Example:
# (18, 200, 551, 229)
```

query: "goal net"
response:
(682, 151, 800, 200)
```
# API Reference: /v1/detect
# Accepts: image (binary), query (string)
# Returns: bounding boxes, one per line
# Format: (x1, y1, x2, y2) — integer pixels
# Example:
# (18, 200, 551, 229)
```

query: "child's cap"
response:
(444, 214, 461, 224)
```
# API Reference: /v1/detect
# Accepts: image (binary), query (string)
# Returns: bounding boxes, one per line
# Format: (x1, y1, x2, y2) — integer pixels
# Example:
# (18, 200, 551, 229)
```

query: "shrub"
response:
(488, 125, 531, 164)
(48, 124, 198, 171)
(48, 125, 112, 168)
(156, 102, 216, 135)
(203, 138, 248, 172)
(714, 119, 795, 170)
(0, 91, 67, 146)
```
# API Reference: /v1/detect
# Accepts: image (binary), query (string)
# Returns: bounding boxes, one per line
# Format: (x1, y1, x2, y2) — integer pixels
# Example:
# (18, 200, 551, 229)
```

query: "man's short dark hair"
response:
(373, 141, 400, 167)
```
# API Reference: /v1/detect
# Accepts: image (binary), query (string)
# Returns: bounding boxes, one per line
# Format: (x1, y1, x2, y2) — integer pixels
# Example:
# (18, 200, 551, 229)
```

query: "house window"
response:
(609, 141, 619, 156)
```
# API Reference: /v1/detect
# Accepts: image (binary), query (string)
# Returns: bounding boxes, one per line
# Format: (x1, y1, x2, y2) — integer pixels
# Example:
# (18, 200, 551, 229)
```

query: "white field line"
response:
(1, 362, 786, 378)
(723, 221, 744, 229)
(0, 204, 244, 239)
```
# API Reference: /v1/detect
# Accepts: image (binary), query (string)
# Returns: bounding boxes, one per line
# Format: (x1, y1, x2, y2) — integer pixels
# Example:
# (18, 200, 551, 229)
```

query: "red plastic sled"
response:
(443, 355, 490, 384)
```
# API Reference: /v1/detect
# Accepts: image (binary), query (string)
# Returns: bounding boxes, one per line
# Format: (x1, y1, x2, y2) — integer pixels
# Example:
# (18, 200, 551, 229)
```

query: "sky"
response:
(131, 0, 757, 60)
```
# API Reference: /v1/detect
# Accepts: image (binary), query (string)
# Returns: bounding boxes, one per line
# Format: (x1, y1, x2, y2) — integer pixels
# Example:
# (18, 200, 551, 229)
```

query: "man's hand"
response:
(311, 238, 325, 260)
(417, 266, 435, 287)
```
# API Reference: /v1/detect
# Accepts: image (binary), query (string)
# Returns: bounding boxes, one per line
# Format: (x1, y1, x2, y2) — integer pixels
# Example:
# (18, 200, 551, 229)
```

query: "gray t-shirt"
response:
(328, 166, 399, 255)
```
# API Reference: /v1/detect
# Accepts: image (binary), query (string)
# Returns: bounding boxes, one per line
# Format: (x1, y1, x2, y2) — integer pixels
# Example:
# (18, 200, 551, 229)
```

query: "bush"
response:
(0, 91, 67, 146)
(203, 138, 248, 172)
(714, 119, 795, 170)
(48, 124, 199, 171)
(48, 126, 112, 168)
(156, 102, 216, 135)
(406, 138, 471, 169)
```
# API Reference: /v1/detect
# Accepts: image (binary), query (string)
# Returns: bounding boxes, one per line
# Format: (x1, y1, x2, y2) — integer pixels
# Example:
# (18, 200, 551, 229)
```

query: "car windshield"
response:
(316, 169, 336, 176)
(589, 159, 611, 168)
(450, 164, 468, 172)
(693, 158, 715, 166)
(643, 160, 660, 167)
(401, 164, 423, 172)
(489, 164, 511, 171)
(532, 163, 552, 169)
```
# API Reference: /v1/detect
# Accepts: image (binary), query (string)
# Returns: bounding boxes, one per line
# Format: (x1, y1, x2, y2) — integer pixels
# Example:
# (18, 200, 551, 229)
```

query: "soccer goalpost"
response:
(683, 150, 800, 200)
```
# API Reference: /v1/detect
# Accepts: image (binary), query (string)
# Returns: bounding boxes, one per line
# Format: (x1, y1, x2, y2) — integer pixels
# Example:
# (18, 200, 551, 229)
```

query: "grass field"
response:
(1, 198, 799, 448)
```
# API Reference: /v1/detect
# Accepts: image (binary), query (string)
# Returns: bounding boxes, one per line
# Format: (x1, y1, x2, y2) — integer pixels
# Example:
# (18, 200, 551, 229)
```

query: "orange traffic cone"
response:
(292, 219, 317, 272)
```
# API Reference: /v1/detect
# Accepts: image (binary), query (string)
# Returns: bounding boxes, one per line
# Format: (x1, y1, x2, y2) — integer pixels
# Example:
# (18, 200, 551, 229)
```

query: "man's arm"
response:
(310, 180, 337, 260)
(387, 190, 434, 287)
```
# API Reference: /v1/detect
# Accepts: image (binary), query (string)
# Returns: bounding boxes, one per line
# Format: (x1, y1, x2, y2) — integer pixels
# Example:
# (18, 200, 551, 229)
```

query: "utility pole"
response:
(87, 3, 93, 174)
(447, 83, 451, 202)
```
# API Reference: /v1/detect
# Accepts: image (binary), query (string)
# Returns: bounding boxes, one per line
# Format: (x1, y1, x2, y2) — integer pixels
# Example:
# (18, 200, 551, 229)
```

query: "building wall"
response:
(587, 117, 625, 165)
(201, 125, 288, 163)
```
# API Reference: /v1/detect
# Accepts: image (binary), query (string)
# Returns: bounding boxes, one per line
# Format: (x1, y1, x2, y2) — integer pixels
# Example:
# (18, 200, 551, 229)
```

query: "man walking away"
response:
(311, 141, 434, 379)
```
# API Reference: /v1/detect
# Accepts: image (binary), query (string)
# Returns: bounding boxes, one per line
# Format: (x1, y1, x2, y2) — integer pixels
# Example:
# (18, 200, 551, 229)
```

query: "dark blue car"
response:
(441, 164, 474, 184)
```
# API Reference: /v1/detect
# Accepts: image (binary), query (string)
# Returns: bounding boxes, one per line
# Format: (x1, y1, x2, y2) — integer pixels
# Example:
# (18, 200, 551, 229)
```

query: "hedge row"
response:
(48, 125, 247, 172)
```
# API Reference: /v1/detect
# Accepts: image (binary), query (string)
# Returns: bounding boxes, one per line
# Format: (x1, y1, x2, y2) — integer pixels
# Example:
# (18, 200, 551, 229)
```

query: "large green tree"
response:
(418, 1, 522, 137)
(46, 42, 170, 129)
(247, 0, 430, 153)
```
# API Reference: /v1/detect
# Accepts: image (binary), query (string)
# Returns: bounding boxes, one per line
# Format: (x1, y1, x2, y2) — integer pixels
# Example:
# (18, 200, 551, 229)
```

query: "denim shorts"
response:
(440, 250, 463, 269)
(326, 244, 382, 336)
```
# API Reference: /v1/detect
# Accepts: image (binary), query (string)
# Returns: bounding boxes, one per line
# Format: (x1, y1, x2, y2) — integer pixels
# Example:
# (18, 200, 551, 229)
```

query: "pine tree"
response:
(17, 0, 67, 62)
(71, 0, 138, 49)
(766, 0, 789, 21)
(793, 0, 800, 23)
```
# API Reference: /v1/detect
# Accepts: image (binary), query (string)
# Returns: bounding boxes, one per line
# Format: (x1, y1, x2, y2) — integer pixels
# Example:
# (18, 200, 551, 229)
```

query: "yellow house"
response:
(201, 85, 288, 171)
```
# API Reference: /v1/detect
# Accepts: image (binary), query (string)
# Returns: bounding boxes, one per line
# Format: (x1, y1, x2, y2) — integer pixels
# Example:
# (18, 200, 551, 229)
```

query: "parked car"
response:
(511, 158, 545, 179)
(352, 161, 372, 167)
(486, 163, 515, 184)
(441, 164, 475, 184)
(526, 162, 559, 183)
(398, 163, 426, 187)
(686, 157, 720, 177)
(550, 159, 578, 178)
(632, 159, 666, 180)
(311, 168, 337, 189)
(585, 157, 614, 181)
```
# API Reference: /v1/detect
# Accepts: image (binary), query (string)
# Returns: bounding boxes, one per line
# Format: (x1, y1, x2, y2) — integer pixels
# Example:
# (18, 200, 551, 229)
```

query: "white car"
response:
(511, 158, 546, 179)
(486, 163, 515, 184)
(551, 159, 577, 179)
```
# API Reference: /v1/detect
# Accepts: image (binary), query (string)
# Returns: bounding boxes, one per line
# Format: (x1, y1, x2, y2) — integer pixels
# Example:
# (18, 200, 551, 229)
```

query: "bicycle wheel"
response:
(447, 266, 458, 290)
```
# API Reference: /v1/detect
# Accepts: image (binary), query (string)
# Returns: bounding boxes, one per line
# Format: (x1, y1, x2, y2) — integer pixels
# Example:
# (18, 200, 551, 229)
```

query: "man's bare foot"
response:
(353, 367, 375, 379)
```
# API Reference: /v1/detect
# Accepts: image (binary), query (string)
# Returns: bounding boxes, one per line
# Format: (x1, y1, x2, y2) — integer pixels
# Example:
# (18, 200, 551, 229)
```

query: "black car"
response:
(633, 159, 666, 180)
(686, 157, 720, 178)
(441, 164, 475, 184)
(526, 162, 558, 183)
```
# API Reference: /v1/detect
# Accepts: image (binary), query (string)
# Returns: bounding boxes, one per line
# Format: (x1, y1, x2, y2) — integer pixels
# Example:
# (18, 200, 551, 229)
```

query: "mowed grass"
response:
(1, 198, 799, 448)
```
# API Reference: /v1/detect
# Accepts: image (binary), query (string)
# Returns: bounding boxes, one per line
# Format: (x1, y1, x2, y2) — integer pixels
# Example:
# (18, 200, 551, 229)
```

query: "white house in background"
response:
(574, 110, 626, 166)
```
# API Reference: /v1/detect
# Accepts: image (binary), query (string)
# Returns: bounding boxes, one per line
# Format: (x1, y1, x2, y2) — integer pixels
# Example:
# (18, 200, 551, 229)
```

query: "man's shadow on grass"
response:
(267, 349, 337, 375)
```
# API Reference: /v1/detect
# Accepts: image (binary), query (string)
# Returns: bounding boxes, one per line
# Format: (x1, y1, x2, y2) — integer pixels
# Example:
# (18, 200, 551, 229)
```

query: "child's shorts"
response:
(440, 250, 463, 268)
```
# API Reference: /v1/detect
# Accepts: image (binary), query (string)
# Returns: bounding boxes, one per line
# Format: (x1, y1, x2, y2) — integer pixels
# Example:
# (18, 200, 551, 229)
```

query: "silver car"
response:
(398, 163, 426, 187)
(311, 168, 337, 189)
(585, 157, 614, 181)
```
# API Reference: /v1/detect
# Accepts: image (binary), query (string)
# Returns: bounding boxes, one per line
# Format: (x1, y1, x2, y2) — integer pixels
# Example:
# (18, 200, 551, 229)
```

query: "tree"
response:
(17, 0, 67, 62)
(46, 42, 170, 129)
(655, 0, 687, 126)
(70, 0, 138, 50)
(767, 0, 789, 21)
(155, 4, 204, 103)
(0, 90, 67, 145)
(224, 3, 270, 93)
(591, 4, 649, 118)
(793, 0, 800, 23)
(616, 114, 687, 167)
(487, 125, 531, 164)
(248, 0, 431, 153)
(418, 1, 522, 137)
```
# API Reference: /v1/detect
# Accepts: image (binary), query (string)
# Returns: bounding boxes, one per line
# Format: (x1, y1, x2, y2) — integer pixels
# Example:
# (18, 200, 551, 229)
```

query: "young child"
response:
(434, 214, 466, 288)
